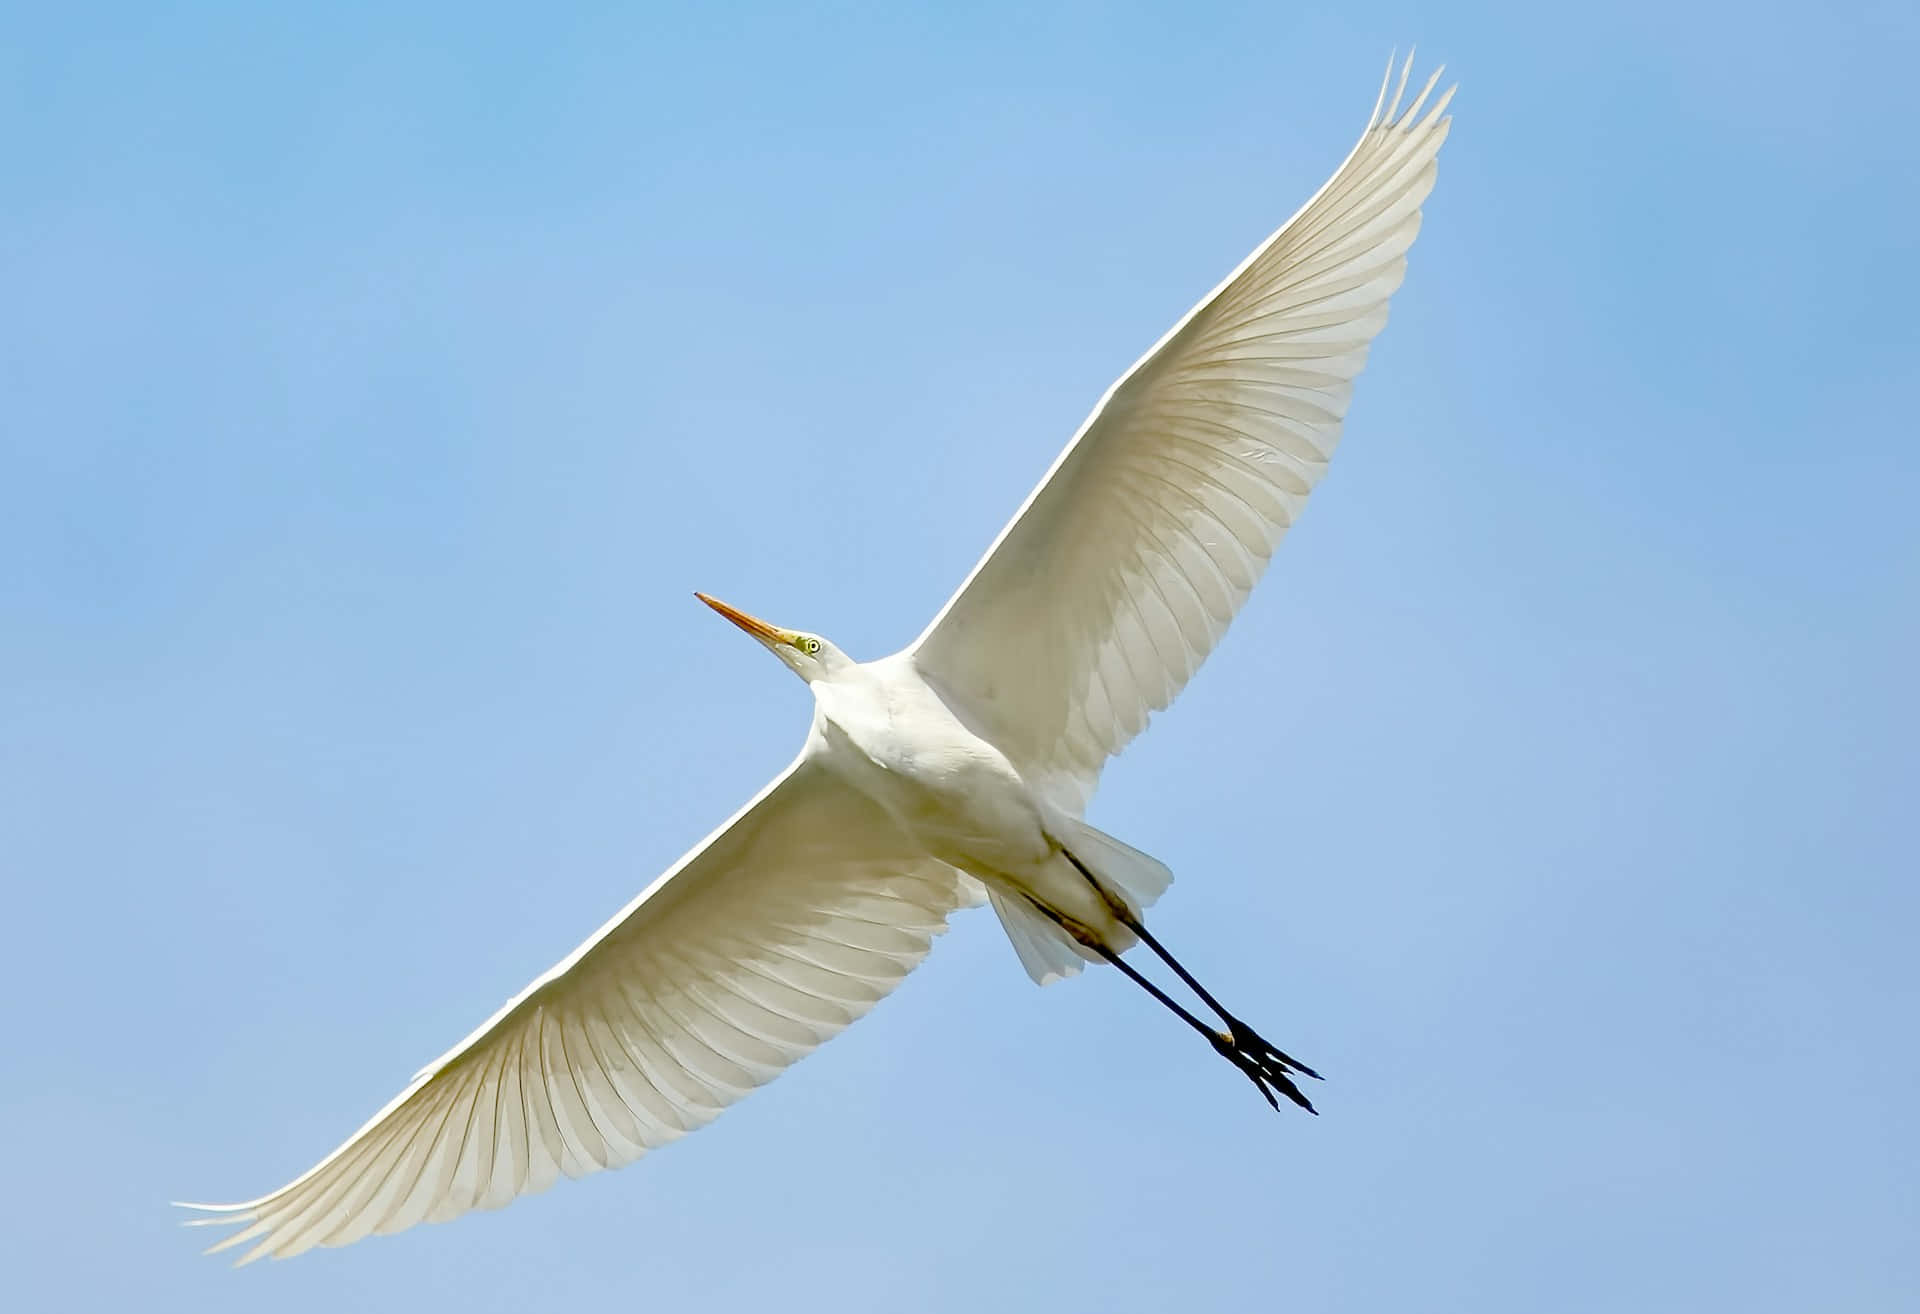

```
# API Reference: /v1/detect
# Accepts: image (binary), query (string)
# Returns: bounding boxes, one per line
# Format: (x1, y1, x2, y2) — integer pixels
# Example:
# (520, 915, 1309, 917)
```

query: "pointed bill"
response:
(695, 592, 784, 645)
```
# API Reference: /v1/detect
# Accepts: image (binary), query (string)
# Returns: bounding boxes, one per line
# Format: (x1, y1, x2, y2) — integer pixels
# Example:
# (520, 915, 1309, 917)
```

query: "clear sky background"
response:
(5, 3, 1916, 1310)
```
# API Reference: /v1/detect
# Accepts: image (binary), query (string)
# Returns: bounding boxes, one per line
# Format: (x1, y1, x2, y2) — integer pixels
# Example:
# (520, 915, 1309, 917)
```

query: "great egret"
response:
(183, 55, 1452, 1263)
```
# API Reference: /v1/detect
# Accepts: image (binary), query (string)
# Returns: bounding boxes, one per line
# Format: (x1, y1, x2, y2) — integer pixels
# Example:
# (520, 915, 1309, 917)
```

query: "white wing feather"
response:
(911, 56, 1454, 805)
(179, 758, 972, 1263)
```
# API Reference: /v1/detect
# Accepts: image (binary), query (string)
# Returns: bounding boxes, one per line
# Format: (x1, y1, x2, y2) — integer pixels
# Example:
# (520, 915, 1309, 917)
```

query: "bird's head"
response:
(695, 593, 849, 684)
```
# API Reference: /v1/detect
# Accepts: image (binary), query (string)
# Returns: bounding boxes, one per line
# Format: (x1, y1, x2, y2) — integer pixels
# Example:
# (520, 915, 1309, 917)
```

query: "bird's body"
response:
(183, 55, 1454, 1264)
(813, 653, 1052, 876)
(808, 650, 1131, 956)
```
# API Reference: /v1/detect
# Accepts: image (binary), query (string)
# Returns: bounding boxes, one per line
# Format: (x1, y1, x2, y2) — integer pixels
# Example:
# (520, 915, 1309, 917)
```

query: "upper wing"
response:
(910, 58, 1453, 806)
(180, 757, 971, 1263)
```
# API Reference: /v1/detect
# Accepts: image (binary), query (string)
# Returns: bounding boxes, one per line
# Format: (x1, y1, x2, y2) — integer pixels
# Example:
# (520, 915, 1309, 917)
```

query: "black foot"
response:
(1223, 1014, 1322, 1083)
(1211, 1020, 1320, 1114)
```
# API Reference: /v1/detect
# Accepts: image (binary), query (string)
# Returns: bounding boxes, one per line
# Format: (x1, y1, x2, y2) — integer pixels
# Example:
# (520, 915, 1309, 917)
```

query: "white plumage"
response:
(182, 55, 1452, 1263)
(915, 58, 1452, 806)
(187, 759, 976, 1260)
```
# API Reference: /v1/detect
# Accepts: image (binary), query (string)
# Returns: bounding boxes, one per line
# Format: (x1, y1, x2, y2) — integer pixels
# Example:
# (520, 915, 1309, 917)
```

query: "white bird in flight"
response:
(183, 56, 1452, 1264)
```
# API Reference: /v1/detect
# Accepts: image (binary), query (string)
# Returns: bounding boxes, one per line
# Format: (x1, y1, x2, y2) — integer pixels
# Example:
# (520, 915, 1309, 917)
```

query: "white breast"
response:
(809, 656, 1053, 876)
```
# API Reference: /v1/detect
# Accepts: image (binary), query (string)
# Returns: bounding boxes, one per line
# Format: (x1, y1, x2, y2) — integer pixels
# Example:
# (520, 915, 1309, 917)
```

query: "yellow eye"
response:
(804, 638, 821, 655)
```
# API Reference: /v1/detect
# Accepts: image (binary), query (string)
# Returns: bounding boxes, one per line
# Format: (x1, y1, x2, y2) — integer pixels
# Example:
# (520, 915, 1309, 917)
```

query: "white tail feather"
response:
(987, 888, 1088, 986)
(987, 818, 1176, 985)
(1051, 817, 1174, 918)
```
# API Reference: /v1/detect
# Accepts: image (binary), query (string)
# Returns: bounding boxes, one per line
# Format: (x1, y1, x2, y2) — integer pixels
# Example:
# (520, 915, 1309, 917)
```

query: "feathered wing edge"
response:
(176, 758, 981, 1263)
(907, 53, 1453, 807)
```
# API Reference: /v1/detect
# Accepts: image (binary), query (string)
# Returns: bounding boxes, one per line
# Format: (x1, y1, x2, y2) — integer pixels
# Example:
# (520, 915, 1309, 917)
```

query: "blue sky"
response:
(5, 2, 1916, 1310)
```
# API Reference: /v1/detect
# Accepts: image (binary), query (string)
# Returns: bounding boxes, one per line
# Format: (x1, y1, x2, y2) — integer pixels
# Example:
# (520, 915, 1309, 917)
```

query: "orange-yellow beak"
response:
(695, 592, 785, 646)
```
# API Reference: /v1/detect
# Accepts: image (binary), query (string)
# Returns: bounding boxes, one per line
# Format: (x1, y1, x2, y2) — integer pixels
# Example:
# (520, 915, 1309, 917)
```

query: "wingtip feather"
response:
(1386, 48, 1415, 123)
(1369, 49, 1397, 128)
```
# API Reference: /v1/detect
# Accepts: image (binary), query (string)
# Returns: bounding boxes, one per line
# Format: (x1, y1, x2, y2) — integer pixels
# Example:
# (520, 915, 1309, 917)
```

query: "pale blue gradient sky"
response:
(4, 3, 1916, 1311)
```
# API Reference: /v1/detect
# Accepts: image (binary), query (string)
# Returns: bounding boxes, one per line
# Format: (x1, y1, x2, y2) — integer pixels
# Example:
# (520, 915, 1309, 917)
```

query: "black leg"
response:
(1021, 895, 1314, 1114)
(1058, 850, 1323, 1087)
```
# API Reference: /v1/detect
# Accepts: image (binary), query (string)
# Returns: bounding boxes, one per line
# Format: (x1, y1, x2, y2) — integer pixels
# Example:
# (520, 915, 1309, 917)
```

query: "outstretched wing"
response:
(911, 57, 1453, 805)
(180, 757, 971, 1263)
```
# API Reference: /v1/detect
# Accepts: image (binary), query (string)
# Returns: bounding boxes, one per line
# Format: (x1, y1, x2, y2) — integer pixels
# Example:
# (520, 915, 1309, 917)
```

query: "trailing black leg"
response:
(1021, 895, 1314, 1114)
(1059, 848, 1322, 1094)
